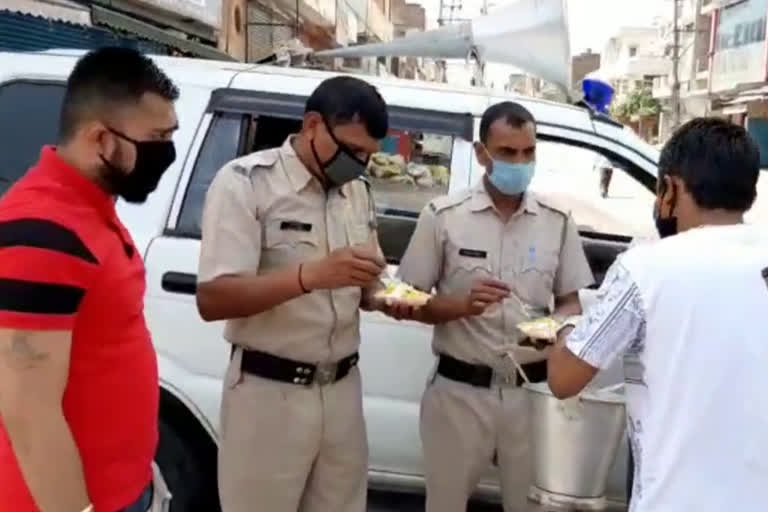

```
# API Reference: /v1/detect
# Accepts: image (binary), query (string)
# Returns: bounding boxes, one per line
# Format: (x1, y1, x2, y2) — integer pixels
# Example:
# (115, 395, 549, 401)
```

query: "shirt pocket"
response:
(261, 219, 321, 269)
(515, 246, 559, 309)
(442, 245, 494, 296)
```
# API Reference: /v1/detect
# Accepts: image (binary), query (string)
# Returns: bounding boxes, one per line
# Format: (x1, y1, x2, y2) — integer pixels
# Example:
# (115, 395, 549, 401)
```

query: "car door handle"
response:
(162, 272, 197, 295)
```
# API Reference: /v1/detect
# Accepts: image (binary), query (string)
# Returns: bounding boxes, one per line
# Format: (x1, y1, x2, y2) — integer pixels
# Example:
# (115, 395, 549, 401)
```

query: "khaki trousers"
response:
(218, 349, 368, 512)
(421, 374, 532, 512)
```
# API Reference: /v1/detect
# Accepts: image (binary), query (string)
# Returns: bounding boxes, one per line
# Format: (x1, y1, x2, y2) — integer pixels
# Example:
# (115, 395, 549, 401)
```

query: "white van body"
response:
(0, 49, 661, 510)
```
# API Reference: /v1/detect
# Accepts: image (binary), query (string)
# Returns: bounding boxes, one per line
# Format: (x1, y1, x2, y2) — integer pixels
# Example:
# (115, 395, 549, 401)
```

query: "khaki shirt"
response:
(198, 137, 378, 363)
(397, 183, 594, 371)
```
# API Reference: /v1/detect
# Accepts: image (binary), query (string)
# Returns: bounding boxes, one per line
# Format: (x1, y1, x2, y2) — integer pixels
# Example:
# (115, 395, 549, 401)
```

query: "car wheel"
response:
(155, 418, 220, 512)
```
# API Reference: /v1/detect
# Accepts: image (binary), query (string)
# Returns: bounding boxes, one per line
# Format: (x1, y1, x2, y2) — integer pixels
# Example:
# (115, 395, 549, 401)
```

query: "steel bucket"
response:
(525, 382, 626, 501)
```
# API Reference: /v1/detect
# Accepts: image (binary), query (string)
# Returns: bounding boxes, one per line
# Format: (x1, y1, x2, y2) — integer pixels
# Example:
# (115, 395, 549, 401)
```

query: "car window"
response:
(176, 112, 245, 236)
(174, 103, 463, 267)
(367, 130, 453, 213)
(531, 141, 657, 239)
(0, 81, 66, 196)
(367, 130, 455, 263)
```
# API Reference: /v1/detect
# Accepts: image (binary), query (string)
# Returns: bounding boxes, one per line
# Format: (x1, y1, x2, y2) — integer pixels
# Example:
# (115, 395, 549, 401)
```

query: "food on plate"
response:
(516, 316, 562, 341)
(375, 279, 432, 306)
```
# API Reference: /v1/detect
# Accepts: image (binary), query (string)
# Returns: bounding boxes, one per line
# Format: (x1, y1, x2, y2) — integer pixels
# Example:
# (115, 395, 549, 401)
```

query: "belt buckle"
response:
(315, 362, 337, 386)
(492, 371, 515, 387)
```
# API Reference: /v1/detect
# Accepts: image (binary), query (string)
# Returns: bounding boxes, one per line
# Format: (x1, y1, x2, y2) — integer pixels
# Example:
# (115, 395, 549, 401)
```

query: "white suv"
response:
(0, 49, 670, 510)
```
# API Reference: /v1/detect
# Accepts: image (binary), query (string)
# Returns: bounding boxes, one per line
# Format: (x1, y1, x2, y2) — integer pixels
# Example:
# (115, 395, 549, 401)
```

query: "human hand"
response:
(518, 337, 552, 351)
(465, 278, 511, 316)
(378, 297, 428, 321)
(302, 245, 386, 290)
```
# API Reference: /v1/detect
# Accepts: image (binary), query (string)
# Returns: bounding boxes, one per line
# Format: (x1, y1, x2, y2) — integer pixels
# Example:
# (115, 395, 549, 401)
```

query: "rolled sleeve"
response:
(565, 259, 646, 370)
(554, 213, 594, 297)
(198, 167, 261, 283)
(396, 204, 442, 292)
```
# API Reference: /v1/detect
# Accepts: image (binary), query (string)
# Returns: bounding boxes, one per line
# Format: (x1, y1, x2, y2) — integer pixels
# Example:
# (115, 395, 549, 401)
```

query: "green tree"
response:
(612, 87, 661, 121)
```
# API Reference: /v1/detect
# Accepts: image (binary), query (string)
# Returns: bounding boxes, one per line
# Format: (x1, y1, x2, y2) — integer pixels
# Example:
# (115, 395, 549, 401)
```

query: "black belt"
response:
(235, 347, 359, 386)
(436, 353, 547, 388)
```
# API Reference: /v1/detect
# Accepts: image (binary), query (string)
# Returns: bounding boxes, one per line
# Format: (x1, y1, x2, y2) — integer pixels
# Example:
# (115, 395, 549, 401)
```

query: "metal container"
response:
(525, 382, 626, 505)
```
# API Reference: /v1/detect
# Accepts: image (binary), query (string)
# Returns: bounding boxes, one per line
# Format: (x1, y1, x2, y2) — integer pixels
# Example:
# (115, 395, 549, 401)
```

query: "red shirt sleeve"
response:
(0, 218, 100, 331)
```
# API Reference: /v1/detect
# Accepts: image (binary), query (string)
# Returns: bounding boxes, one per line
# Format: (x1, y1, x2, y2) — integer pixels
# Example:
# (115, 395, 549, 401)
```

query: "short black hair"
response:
(659, 117, 760, 211)
(479, 101, 535, 144)
(305, 76, 388, 139)
(59, 47, 179, 143)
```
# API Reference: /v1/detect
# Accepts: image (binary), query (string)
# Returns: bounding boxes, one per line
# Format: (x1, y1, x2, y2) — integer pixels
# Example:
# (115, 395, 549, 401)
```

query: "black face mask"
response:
(653, 180, 678, 238)
(311, 120, 369, 187)
(100, 128, 176, 203)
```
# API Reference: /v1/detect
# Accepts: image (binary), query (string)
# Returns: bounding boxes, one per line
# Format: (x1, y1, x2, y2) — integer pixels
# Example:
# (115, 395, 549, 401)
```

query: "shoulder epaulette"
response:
(428, 190, 472, 214)
(231, 148, 279, 177)
(534, 194, 569, 220)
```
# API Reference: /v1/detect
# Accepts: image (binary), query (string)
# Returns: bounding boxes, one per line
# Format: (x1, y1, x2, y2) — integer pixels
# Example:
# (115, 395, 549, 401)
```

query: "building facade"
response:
(2, 0, 233, 59)
(652, 0, 712, 141)
(571, 48, 601, 89)
(650, 0, 768, 159)
(593, 26, 670, 106)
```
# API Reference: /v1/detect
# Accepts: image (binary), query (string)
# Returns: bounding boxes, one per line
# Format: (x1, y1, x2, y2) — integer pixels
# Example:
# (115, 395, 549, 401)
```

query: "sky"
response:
(415, 0, 670, 54)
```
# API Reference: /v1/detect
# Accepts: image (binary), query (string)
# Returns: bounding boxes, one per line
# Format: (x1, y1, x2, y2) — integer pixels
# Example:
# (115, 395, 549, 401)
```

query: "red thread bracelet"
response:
(298, 264, 310, 293)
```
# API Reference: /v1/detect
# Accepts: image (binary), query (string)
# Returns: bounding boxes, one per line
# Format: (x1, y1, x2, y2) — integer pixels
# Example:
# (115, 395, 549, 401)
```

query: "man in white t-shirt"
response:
(547, 118, 768, 512)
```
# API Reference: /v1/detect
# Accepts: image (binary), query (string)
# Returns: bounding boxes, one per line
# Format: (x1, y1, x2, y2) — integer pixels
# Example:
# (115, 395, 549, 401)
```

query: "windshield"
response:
(621, 125, 660, 176)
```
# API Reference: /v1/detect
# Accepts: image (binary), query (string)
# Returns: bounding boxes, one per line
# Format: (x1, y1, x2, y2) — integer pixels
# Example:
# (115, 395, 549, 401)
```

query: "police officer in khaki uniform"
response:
(393, 102, 594, 512)
(196, 76, 389, 512)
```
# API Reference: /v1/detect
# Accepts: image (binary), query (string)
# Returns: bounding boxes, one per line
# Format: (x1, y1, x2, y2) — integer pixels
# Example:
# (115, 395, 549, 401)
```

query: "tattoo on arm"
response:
(1, 331, 49, 370)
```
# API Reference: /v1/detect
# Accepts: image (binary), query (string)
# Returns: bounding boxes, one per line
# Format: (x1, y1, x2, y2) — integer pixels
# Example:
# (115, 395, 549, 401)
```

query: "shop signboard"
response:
(711, 0, 768, 92)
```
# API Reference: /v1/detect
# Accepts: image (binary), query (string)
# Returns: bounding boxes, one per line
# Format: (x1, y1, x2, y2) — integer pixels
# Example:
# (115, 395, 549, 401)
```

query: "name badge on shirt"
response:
(280, 221, 313, 232)
(459, 248, 487, 259)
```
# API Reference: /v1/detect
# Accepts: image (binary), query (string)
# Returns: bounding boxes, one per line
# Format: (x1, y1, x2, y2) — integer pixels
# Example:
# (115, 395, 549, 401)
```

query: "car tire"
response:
(155, 418, 220, 512)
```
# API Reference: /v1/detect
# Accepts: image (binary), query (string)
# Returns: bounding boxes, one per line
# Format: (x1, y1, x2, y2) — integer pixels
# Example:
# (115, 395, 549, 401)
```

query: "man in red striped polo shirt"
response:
(0, 48, 178, 512)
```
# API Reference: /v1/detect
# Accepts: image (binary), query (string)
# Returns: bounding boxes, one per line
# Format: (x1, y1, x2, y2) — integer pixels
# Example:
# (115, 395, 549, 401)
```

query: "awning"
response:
(721, 104, 748, 115)
(90, 5, 235, 61)
(720, 85, 768, 106)
(2, 0, 91, 26)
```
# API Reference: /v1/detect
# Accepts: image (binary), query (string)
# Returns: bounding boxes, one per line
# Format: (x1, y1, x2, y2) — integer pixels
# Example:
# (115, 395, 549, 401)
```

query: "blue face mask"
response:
(488, 160, 535, 196)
